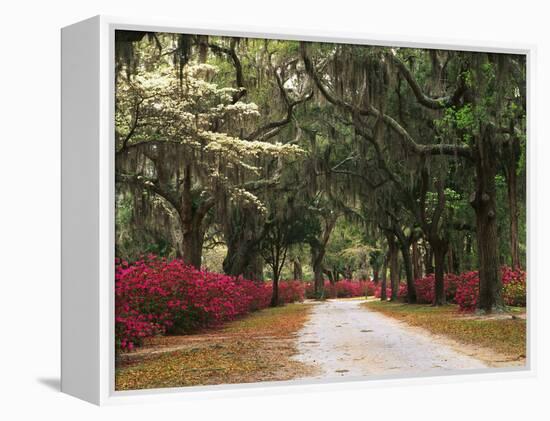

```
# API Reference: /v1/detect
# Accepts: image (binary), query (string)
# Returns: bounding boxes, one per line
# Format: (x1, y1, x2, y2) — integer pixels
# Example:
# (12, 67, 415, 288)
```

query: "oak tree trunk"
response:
(310, 217, 336, 300)
(380, 255, 388, 301)
(223, 208, 264, 281)
(293, 258, 303, 280)
(447, 245, 454, 274)
(424, 243, 434, 275)
(388, 238, 399, 301)
(432, 242, 447, 306)
(312, 247, 325, 299)
(270, 276, 279, 307)
(400, 243, 417, 303)
(179, 224, 205, 268)
(471, 127, 503, 313)
(412, 241, 422, 280)
(223, 243, 264, 280)
(506, 156, 521, 269)
(178, 164, 211, 269)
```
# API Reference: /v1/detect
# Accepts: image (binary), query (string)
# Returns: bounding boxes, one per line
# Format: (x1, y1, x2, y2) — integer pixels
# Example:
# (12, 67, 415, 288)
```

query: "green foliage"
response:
(324, 219, 370, 278)
(115, 31, 527, 281)
(434, 105, 476, 143)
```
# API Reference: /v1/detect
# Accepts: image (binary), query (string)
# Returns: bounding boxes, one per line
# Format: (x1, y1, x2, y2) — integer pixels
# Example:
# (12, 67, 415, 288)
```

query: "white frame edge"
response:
(60, 15, 537, 406)
(61, 16, 101, 404)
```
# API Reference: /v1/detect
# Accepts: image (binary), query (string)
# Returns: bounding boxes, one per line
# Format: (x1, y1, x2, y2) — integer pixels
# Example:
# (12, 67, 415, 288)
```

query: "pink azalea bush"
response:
(398, 283, 408, 299)
(277, 280, 306, 303)
(115, 256, 304, 351)
(374, 284, 392, 299)
(444, 273, 461, 303)
(413, 274, 435, 304)
(398, 273, 461, 304)
(455, 266, 526, 311)
(374, 266, 526, 311)
(328, 279, 368, 298)
(501, 266, 527, 307)
(364, 280, 377, 296)
(454, 271, 480, 311)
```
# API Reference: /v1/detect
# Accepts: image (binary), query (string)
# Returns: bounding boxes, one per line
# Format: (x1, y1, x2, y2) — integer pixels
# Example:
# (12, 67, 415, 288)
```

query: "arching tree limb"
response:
(208, 38, 247, 103)
(300, 43, 472, 159)
(388, 51, 467, 110)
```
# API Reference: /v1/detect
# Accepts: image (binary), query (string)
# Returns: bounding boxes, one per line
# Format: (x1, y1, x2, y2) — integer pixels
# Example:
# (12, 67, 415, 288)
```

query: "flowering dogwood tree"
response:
(116, 53, 304, 267)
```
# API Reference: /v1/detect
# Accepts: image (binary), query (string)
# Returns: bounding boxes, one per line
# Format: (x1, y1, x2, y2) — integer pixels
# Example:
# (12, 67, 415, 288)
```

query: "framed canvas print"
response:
(61, 16, 533, 405)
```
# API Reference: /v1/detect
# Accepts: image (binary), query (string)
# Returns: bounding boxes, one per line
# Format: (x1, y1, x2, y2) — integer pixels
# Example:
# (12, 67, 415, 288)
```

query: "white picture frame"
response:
(61, 15, 536, 406)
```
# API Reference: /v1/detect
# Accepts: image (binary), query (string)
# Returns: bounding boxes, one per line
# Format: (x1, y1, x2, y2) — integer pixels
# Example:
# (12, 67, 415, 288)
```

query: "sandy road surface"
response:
(294, 299, 487, 379)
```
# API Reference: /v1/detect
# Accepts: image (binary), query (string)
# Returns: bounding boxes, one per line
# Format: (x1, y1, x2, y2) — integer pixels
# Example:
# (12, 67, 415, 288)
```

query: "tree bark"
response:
(310, 215, 337, 299)
(505, 149, 521, 269)
(400, 243, 417, 303)
(312, 246, 325, 299)
(424, 243, 434, 275)
(266, 225, 289, 307)
(508, 173, 520, 269)
(224, 239, 255, 278)
(223, 208, 264, 280)
(380, 255, 388, 301)
(464, 232, 473, 270)
(293, 258, 303, 280)
(224, 245, 263, 280)
(178, 165, 213, 268)
(432, 241, 447, 306)
(270, 277, 279, 307)
(447, 245, 454, 274)
(388, 237, 399, 301)
(392, 225, 417, 303)
(471, 127, 503, 312)
(412, 241, 422, 280)
(178, 222, 205, 268)
(448, 241, 461, 273)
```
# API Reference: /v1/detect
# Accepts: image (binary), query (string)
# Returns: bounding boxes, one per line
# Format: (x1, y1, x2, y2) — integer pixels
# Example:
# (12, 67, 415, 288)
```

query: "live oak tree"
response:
(300, 43, 526, 312)
(114, 32, 526, 314)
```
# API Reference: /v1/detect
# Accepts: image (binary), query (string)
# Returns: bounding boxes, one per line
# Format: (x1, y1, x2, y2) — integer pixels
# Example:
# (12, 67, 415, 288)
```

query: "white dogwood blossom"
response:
(116, 61, 304, 214)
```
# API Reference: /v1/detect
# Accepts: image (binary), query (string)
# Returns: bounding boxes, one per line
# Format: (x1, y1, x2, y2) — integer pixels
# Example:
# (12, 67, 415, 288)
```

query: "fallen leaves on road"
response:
(363, 301, 526, 362)
(115, 303, 316, 390)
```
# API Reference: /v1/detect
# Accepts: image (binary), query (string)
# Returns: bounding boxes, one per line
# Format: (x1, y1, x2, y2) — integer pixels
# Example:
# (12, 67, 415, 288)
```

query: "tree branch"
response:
(388, 51, 466, 110)
(194, 196, 216, 223)
(120, 98, 144, 152)
(245, 75, 313, 142)
(300, 43, 472, 159)
(208, 39, 247, 103)
(116, 172, 180, 210)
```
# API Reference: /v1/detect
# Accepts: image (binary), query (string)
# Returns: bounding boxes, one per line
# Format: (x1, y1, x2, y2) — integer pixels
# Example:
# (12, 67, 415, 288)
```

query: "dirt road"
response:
(294, 299, 487, 379)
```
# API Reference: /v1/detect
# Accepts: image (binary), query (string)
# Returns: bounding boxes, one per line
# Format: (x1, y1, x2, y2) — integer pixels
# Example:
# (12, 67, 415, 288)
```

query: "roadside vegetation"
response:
(115, 303, 315, 390)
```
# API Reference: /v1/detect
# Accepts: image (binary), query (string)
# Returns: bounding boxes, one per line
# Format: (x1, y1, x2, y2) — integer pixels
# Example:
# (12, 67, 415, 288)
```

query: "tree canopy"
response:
(115, 31, 526, 311)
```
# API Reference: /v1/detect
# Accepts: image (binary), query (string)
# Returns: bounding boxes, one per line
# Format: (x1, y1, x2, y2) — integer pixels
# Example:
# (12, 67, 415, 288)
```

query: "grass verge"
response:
(115, 303, 314, 390)
(363, 301, 526, 360)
